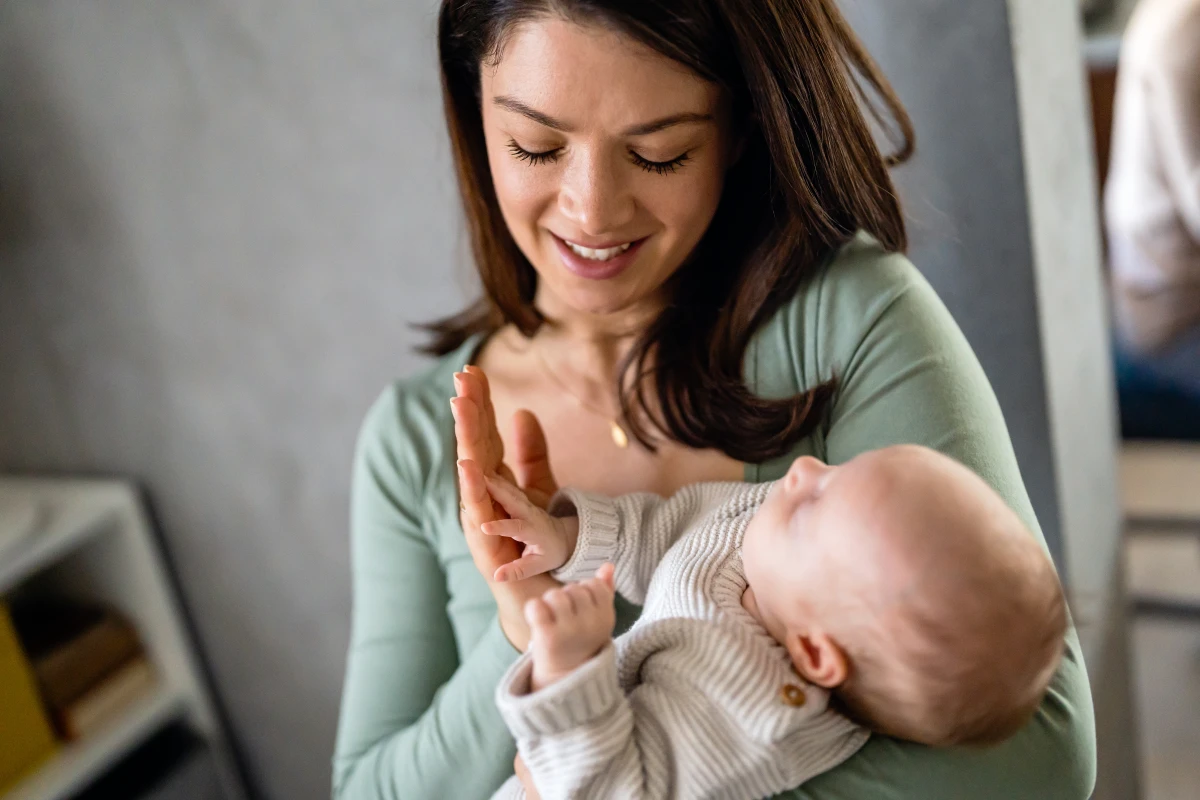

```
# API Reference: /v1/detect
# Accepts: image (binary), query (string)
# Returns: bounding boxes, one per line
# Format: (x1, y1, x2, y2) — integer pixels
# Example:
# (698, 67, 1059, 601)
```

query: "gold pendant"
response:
(611, 422, 629, 449)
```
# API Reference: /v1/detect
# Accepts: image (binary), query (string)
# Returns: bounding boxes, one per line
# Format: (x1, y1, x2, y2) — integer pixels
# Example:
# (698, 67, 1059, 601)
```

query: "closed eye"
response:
(630, 151, 690, 175)
(507, 140, 560, 165)
(507, 139, 691, 175)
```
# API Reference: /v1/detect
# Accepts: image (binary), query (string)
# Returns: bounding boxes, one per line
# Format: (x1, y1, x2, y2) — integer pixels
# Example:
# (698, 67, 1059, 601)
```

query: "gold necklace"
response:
(534, 347, 630, 448)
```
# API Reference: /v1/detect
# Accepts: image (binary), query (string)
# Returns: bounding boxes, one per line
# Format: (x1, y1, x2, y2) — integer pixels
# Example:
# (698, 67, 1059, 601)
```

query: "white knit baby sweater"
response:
(492, 481, 868, 800)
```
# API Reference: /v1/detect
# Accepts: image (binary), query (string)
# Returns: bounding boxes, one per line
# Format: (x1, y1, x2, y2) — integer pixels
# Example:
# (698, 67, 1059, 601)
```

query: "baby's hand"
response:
(528, 564, 616, 691)
(481, 473, 578, 582)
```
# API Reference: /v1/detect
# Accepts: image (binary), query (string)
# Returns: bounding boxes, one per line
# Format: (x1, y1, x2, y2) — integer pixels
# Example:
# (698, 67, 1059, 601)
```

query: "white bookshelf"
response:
(0, 477, 245, 800)
(5, 688, 186, 800)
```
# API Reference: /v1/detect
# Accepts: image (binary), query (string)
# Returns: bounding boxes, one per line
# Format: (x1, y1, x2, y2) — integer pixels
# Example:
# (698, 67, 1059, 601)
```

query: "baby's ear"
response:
(786, 629, 848, 689)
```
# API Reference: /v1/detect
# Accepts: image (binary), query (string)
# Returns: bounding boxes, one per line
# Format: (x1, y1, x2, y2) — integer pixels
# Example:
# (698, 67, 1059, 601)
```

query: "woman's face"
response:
(480, 18, 735, 320)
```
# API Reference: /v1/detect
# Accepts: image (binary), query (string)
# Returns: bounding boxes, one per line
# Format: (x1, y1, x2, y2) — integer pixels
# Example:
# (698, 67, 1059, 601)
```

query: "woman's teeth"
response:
(564, 241, 633, 261)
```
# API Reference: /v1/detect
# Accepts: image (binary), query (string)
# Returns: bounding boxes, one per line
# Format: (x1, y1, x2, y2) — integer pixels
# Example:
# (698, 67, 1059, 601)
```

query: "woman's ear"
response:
(785, 628, 848, 689)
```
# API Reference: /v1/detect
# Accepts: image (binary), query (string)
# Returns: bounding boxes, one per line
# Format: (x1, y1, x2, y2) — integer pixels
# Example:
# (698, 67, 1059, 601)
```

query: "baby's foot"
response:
(527, 565, 616, 692)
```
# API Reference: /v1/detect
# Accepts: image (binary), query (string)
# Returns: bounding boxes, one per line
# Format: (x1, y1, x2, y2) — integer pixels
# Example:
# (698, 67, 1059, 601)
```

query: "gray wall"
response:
(0, 3, 462, 798)
(839, 0, 1064, 564)
(0, 1, 1129, 798)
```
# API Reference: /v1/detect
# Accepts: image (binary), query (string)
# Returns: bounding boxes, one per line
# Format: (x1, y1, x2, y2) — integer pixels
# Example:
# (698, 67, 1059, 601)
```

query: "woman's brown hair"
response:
(429, 0, 914, 462)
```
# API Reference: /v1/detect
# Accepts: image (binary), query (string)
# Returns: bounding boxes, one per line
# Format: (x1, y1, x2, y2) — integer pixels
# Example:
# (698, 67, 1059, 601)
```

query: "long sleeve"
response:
(332, 384, 521, 800)
(549, 484, 744, 603)
(751, 237, 1097, 799)
(496, 629, 866, 800)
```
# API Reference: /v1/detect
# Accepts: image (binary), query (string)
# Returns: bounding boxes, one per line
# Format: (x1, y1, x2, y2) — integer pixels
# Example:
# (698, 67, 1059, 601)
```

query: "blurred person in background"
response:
(1106, 0, 1200, 438)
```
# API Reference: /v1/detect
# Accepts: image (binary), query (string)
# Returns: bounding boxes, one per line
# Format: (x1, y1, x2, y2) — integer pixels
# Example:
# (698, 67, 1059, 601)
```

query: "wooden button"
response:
(780, 683, 806, 707)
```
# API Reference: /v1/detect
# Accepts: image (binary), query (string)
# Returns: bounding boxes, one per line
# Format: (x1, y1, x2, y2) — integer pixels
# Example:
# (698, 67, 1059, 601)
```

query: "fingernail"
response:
(453, 374, 464, 392)
(463, 364, 471, 372)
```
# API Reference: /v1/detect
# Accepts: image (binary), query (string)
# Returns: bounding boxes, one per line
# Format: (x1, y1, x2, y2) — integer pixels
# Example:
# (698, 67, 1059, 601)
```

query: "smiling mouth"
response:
(561, 240, 635, 262)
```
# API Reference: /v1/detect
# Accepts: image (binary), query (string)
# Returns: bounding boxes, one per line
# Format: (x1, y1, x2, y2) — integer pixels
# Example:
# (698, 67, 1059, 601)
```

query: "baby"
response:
(472, 445, 1066, 800)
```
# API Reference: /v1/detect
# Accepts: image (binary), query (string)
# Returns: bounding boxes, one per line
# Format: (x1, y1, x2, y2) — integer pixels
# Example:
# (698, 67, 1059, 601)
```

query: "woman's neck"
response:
(531, 287, 661, 385)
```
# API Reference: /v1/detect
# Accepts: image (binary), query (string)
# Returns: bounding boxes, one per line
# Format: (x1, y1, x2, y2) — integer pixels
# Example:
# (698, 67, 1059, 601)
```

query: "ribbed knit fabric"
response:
(492, 482, 869, 800)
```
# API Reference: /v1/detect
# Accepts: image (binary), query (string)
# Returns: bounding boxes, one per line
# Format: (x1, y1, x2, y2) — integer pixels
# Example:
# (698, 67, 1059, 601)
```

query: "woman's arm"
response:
(332, 385, 520, 800)
(761, 239, 1096, 799)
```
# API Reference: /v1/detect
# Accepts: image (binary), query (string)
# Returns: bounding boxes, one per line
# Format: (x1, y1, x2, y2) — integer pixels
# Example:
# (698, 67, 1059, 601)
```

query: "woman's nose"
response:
(557, 150, 635, 236)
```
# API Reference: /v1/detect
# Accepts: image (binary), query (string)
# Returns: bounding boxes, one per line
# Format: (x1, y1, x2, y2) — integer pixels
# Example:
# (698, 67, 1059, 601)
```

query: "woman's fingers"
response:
(514, 754, 542, 800)
(464, 364, 494, 420)
(455, 368, 533, 504)
(463, 365, 506, 466)
(450, 395, 486, 466)
(512, 409, 558, 509)
(457, 459, 496, 527)
(595, 563, 615, 589)
(453, 370, 501, 470)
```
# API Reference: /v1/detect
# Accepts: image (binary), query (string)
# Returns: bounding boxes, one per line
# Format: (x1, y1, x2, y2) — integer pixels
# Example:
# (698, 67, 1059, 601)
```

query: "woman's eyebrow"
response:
(492, 95, 712, 136)
(493, 96, 570, 130)
(623, 112, 712, 136)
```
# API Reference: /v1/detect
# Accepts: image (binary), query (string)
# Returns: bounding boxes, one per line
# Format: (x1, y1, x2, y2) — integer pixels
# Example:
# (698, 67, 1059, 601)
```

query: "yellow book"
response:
(0, 599, 59, 794)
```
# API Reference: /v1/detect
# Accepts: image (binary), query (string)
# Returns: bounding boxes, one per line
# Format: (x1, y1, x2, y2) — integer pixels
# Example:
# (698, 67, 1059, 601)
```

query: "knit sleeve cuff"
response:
(548, 488, 620, 584)
(495, 643, 622, 740)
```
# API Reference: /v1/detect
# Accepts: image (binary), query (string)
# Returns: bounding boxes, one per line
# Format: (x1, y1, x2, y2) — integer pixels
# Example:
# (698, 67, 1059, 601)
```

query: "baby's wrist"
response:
(529, 663, 569, 693)
(553, 515, 580, 570)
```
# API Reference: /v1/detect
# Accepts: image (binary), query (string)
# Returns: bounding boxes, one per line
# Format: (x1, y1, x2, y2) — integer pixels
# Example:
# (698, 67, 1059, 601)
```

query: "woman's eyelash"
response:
(631, 151, 691, 175)
(507, 140, 560, 165)
(506, 139, 691, 175)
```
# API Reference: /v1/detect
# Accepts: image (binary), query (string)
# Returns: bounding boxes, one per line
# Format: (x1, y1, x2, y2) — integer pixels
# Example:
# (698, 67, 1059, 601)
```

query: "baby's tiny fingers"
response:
(485, 474, 536, 518)
(494, 552, 554, 582)
(480, 519, 529, 540)
(544, 587, 577, 618)
(578, 579, 611, 609)
(524, 597, 554, 627)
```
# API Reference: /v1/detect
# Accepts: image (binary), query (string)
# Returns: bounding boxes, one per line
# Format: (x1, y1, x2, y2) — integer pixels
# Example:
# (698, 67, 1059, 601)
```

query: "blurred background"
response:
(0, 1, 1196, 799)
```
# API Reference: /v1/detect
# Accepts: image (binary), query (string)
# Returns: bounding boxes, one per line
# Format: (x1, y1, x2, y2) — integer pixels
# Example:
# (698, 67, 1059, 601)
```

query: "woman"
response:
(333, 1, 1096, 798)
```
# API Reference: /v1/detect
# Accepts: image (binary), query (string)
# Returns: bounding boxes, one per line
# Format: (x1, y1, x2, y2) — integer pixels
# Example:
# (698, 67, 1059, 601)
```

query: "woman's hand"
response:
(452, 366, 562, 649)
(514, 754, 541, 800)
(452, 367, 557, 568)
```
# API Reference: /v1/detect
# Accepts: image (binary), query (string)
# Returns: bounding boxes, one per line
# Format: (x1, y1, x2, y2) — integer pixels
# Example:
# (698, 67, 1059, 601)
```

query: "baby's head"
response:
(742, 445, 1065, 747)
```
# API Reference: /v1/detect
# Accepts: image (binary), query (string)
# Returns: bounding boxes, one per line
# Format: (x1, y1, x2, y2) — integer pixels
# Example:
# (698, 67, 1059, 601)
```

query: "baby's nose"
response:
(785, 456, 829, 489)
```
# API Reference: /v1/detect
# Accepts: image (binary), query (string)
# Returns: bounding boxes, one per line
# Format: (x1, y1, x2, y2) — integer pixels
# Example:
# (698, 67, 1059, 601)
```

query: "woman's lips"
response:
(553, 234, 647, 281)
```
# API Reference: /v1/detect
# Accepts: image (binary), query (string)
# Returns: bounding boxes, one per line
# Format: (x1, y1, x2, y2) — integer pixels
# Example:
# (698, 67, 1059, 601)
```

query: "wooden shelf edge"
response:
(3, 685, 189, 800)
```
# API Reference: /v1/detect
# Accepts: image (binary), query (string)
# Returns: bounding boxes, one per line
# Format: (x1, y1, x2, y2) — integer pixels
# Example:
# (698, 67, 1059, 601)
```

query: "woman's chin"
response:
(539, 278, 649, 321)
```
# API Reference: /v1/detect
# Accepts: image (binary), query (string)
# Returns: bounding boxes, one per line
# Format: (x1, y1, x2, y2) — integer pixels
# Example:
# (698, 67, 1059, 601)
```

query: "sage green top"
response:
(332, 234, 1097, 799)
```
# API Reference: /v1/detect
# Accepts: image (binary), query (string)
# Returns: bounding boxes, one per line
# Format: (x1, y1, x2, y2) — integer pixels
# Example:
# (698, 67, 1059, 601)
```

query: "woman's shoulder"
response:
(755, 231, 942, 385)
(808, 231, 930, 320)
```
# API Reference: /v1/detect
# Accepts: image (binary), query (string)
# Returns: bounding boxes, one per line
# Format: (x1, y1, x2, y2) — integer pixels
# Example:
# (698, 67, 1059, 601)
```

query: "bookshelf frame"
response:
(0, 477, 246, 800)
